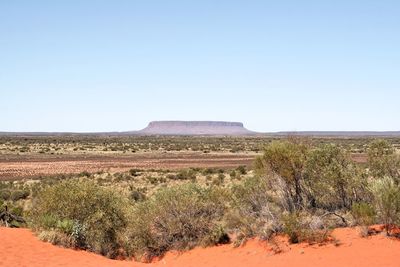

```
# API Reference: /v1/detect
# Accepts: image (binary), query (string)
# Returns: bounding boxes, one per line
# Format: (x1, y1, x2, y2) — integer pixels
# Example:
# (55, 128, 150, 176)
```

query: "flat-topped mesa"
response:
(139, 121, 255, 136)
(148, 121, 244, 127)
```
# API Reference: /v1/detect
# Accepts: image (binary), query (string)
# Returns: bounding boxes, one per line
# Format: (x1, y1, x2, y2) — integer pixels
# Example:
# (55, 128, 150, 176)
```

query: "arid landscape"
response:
(1, 132, 400, 266)
(0, 134, 389, 180)
(3, 1, 400, 266)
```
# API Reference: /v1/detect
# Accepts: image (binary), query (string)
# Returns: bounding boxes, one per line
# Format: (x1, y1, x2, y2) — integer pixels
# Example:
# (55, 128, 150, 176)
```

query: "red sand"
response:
(1, 227, 400, 267)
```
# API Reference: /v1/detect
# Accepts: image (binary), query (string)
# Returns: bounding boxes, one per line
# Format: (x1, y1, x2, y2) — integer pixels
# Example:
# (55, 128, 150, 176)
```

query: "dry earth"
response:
(0, 152, 367, 180)
(0, 152, 257, 180)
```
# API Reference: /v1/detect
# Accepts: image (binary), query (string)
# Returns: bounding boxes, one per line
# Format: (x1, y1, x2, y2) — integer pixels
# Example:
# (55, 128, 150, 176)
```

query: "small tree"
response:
(304, 144, 364, 209)
(256, 139, 309, 211)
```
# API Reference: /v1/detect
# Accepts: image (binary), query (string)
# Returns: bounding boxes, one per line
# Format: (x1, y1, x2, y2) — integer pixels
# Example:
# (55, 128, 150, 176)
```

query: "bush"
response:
(127, 183, 227, 261)
(79, 171, 91, 177)
(30, 180, 130, 258)
(212, 173, 225, 186)
(236, 165, 247, 175)
(226, 176, 281, 241)
(282, 213, 302, 243)
(304, 144, 364, 209)
(283, 213, 331, 244)
(367, 140, 400, 181)
(10, 205, 24, 217)
(371, 177, 400, 235)
(256, 140, 309, 211)
(202, 168, 216, 175)
(10, 190, 30, 201)
(146, 176, 159, 184)
(351, 202, 376, 237)
(170, 169, 197, 181)
(129, 189, 146, 202)
(129, 169, 141, 177)
(351, 202, 376, 226)
(0, 189, 11, 201)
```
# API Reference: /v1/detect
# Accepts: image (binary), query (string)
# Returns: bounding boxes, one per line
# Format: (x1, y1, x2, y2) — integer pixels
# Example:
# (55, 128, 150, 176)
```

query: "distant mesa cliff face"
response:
(138, 121, 256, 136)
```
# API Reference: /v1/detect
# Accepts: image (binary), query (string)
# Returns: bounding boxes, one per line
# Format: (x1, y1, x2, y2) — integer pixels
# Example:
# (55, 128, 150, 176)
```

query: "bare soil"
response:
(0, 152, 257, 180)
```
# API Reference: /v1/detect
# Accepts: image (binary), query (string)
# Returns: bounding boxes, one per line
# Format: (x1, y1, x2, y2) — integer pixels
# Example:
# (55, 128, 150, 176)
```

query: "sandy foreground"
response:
(1, 227, 399, 267)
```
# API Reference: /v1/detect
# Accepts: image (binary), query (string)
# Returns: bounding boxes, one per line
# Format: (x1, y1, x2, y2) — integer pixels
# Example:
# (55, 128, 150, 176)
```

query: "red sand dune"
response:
(1, 227, 400, 267)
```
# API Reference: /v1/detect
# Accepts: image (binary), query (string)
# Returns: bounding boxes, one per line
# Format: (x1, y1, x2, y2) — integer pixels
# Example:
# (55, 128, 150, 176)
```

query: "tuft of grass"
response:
(282, 213, 331, 244)
(351, 202, 376, 236)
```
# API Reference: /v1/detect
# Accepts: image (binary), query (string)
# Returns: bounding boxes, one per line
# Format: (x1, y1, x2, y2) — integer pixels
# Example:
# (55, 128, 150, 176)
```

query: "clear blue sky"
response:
(1, 1, 399, 132)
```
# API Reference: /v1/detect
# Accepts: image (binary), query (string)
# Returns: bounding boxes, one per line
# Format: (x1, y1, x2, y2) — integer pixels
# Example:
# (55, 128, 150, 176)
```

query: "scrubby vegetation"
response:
(29, 180, 130, 258)
(1, 137, 400, 261)
(1, 135, 399, 155)
(226, 176, 281, 242)
(127, 184, 228, 260)
(252, 138, 400, 239)
(370, 177, 400, 235)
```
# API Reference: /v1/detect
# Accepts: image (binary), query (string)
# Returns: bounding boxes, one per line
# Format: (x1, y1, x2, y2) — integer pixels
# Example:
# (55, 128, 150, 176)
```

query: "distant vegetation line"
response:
(1, 131, 400, 137)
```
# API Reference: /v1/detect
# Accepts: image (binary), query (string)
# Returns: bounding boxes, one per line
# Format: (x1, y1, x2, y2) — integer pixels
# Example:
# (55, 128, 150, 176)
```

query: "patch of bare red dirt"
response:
(0, 152, 256, 180)
(1, 227, 400, 267)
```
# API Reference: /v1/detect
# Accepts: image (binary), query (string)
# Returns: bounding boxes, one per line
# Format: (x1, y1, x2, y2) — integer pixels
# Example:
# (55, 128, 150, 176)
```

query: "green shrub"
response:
(146, 176, 159, 184)
(130, 189, 146, 202)
(226, 176, 281, 241)
(351, 202, 376, 237)
(371, 177, 400, 235)
(170, 169, 197, 181)
(56, 218, 74, 234)
(10, 190, 30, 201)
(0, 189, 11, 201)
(367, 140, 400, 180)
(127, 183, 227, 261)
(236, 165, 247, 175)
(282, 213, 302, 243)
(351, 202, 376, 226)
(256, 140, 309, 211)
(282, 213, 331, 244)
(202, 168, 216, 175)
(304, 144, 364, 209)
(30, 179, 130, 258)
(10, 205, 24, 217)
(79, 171, 90, 177)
